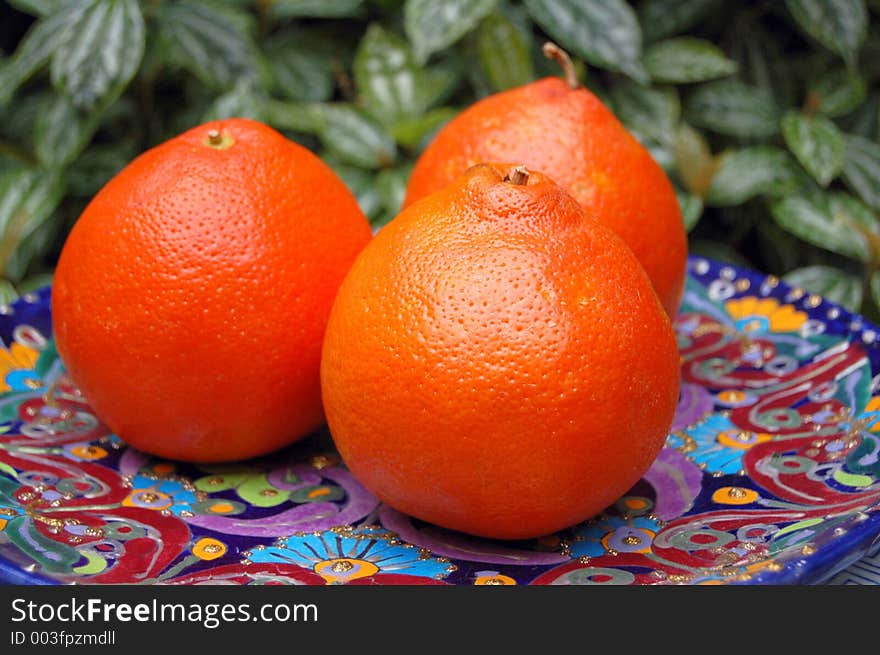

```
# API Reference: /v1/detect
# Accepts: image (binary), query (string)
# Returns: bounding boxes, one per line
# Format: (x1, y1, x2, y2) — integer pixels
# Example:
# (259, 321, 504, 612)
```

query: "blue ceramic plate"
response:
(1, 256, 879, 585)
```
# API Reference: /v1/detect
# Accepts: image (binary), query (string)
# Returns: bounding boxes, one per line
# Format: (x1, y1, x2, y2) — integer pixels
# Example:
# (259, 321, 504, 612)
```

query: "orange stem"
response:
(542, 42, 579, 89)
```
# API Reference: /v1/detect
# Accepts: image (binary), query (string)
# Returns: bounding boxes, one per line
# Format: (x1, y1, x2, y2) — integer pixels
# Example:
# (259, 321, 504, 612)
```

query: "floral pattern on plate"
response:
(1, 257, 879, 585)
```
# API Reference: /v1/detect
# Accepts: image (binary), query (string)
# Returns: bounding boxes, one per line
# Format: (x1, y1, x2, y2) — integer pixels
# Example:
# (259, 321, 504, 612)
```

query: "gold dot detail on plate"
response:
(259, 488, 278, 497)
(805, 294, 822, 308)
(801, 543, 817, 556)
(622, 535, 642, 546)
(735, 279, 751, 292)
(330, 560, 354, 573)
(310, 454, 340, 470)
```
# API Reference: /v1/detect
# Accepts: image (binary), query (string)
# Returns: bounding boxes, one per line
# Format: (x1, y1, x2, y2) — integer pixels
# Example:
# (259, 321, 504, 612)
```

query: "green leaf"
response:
(610, 82, 680, 147)
(264, 34, 335, 103)
(783, 266, 862, 312)
(268, 0, 365, 18)
(674, 123, 718, 197)
(842, 134, 880, 210)
(676, 188, 703, 232)
(66, 144, 133, 197)
(404, 0, 498, 63)
(810, 69, 866, 117)
(16, 273, 53, 295)
(732, 20, 800, 110)
(781, 111, 845, 187)
(639, 136, 676, 172)
(423, 62, 464, 108)
(6, 212, 62, 282)
(7, 0, 66, 16)
(376, 166, 412, 216)
(314, 105, 397, 169)
(828, 191, 880, 232)
(34, 94, 102, 168)
(477, 12, 534, 92)
(354, 24, 433, 127)
(685, 79, 781, 139)
(0, 280, 19, 305)
(871, 270, 880, 311)
(50, 0, 145, 111)
(324, 157, 382, 219)
(644, 37, 737, 84)
(0, 3, 83, 106)
(840, 91, 880, 139)
(524, 0, 647, 82)
(0, 167, 65, 278)
(157, 0, 259, 90)
(785, 0, 868, 66)
(707, 147, 804, 206)
(390, 106, 458, 149)
(264, 100, 324, 134)
(203, 82, 266, 122)
(637, 0, 720, 42)
(770, 193, 872, 262)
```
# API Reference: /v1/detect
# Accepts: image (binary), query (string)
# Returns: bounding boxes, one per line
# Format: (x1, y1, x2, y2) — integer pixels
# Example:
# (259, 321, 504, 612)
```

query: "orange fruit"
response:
(404, 44, 687, 317)
(321, 163, 680, 539)
(52, 118, 373, 463)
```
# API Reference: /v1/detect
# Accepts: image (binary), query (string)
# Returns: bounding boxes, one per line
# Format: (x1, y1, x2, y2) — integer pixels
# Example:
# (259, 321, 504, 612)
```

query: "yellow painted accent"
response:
(193, 537, 227, 560)
(315, 558, 379, 584)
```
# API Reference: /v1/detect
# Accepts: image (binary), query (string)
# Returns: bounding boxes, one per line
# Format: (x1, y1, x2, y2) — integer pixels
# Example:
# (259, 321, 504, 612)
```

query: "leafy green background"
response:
(1, 0, 879, 318)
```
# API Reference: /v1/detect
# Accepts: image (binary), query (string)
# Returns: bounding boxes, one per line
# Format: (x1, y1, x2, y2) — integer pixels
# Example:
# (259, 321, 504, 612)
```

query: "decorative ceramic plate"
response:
(1, 256, 879, 586)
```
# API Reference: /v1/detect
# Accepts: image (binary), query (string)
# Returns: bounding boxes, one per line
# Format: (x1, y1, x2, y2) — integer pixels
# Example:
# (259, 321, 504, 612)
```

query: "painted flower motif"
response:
(0, 506, 19, 531)
(669, 413, 772, 475)
(62, 443, 109, 461)
(569, 507, 662, 559)
(193, 467, 344, 509)
(245, 526, 456, 584)
(815, 396, 880, 485)
(725, 297, 807, 334)
(473, 571, 517, 585)
(122, 475, 198, 515)
(0, 342, 42, 393)
(711, 486, 761, 505)
(193, 537, 227, 561)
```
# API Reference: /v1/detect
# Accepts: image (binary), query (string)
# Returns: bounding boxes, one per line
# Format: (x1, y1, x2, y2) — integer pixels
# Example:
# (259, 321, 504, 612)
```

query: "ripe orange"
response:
(52, 118, 373, 463)
(404, 44, 687, 317)
(321, 164, 680, 539)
